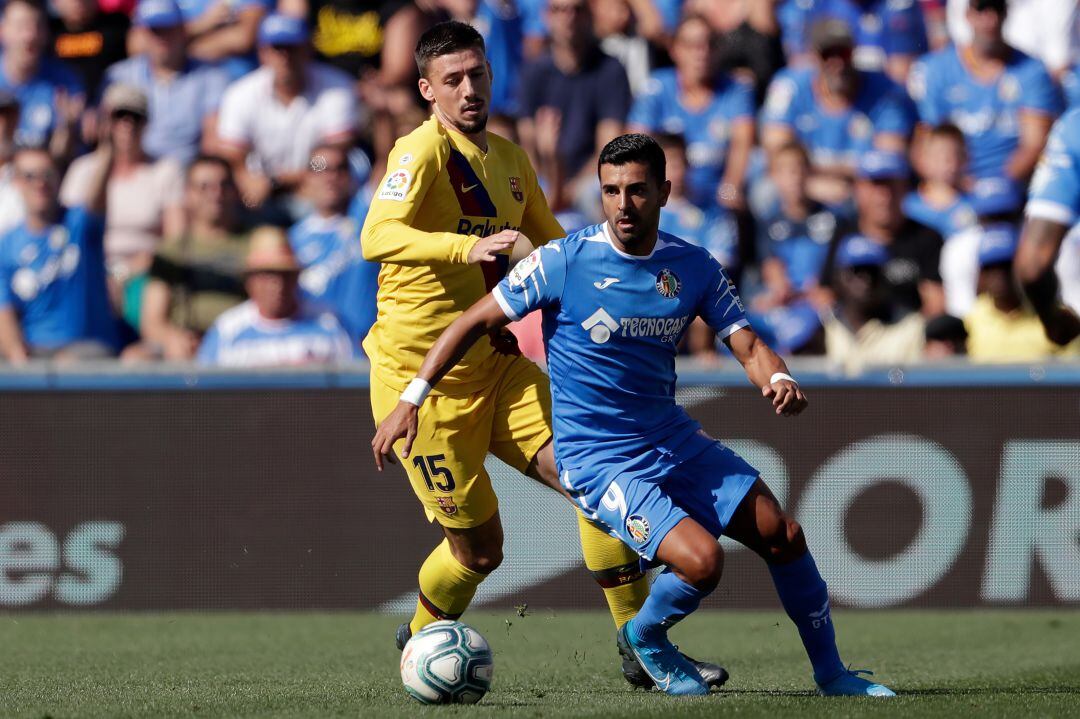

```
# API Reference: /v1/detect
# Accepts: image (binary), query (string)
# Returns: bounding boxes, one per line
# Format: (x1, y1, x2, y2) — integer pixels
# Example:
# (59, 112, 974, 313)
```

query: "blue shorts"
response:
(572, 441, 759, 560)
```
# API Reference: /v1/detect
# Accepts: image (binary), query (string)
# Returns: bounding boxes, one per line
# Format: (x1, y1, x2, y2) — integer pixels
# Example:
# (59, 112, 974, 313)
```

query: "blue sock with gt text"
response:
(768, 551, 845, 685)
(627, 569, 710, 643)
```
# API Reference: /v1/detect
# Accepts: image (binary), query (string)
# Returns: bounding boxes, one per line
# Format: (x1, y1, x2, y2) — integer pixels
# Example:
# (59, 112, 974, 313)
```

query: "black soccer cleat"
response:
(395, 622, 412, 650)
(617, 627, 729, 690)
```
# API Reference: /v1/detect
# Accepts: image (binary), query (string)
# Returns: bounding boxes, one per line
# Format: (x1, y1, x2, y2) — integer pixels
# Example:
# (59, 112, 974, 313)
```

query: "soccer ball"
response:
(399, 620, 494, 704)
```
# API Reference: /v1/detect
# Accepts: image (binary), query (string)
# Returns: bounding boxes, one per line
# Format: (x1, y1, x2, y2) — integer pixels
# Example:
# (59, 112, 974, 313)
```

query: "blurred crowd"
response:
(0, 0, 1077, 370)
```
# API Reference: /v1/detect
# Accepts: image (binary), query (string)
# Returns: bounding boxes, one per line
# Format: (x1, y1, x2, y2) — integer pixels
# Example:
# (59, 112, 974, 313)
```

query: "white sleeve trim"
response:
(491, 285, 522, 321)
(718, 318, 750, 339)
(1025, 199, 1077, 227)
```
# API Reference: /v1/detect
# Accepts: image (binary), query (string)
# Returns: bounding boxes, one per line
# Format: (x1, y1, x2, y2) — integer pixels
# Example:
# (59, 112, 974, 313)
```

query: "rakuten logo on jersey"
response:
(581, 307, 689, 344)
(456, 219, 520, 237)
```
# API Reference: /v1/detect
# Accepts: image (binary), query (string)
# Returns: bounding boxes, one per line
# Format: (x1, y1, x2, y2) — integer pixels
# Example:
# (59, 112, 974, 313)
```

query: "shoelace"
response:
(847, 667, 875, 679)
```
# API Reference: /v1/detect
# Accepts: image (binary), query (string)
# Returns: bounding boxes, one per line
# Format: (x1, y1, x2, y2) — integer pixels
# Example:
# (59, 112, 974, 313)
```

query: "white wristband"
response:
(770, 372, 798, 386)
(400, 378, 432, 407)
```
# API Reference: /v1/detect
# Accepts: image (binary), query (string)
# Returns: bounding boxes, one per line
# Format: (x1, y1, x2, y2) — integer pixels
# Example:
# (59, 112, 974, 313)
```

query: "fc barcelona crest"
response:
(655, 269, 681, 298)
(509, 176, 524, 203)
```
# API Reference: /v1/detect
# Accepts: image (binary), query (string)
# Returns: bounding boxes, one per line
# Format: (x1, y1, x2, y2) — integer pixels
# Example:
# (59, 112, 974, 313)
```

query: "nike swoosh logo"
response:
(594, 277, 620, 289)
(654, 672, 672, 691)
(461, 183, 479, 193)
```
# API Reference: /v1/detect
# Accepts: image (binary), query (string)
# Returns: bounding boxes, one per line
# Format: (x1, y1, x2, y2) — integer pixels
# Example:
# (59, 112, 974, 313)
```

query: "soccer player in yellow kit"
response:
(362, 21, 725, 688)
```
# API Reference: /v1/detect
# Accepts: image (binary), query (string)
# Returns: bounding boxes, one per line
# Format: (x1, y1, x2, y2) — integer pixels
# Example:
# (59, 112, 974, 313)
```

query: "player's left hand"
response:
(371, 401, 419, 471)
(762, 380, 808, 417)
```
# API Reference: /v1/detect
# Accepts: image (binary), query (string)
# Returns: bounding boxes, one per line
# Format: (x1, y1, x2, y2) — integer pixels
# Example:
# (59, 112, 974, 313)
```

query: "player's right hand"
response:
(467, 230, 523, 264)
(371, 401, 419, 471)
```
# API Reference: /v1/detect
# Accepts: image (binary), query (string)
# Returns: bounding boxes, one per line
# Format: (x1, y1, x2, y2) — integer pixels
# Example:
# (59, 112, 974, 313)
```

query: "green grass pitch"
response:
(2, 610, 1078, 718)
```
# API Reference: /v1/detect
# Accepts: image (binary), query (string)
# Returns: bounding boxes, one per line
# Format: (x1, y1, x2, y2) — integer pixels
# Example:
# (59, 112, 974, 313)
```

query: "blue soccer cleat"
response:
(617, 621, 708, 696)
(817, 668, 896, 697)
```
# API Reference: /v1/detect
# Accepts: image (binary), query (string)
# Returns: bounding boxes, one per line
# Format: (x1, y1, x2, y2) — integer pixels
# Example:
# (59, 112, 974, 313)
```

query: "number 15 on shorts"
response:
(413, 454, 456, 492)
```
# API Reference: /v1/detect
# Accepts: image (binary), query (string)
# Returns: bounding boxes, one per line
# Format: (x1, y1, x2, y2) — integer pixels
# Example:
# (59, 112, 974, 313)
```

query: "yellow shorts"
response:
(370, 352, 553, 528)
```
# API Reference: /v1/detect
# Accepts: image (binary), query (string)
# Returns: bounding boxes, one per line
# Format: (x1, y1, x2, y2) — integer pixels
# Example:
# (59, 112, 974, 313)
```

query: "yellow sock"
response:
(577, 513, 649, 628)
(409, 539, 488, 634)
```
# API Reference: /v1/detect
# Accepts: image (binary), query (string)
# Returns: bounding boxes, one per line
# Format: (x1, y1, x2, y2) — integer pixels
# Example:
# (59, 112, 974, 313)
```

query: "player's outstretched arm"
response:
(725, 327, 808, 417)
(371, 294, 512, 470)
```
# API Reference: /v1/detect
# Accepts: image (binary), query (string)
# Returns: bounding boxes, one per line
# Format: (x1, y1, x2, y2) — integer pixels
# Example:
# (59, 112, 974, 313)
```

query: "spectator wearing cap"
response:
(104, 0, 230, 164)
(0, 0, 84, 159)
(821, 150, 945, 317)
(822, 234, 927, 373)
(197, 225, 355, 367)
(760, 18, 915, 207)
(964, 225, 1079, 361)
(49, 0, 130, 101)
(216, 13, 357, 213)
(179, 0, 268, 80)
(132, 155, 251, 361)
(0, 92, 25, 235)
(289, 144, 378, 350)
(627, 14, 755, 211)
(939, 177, 1024, 318)
(908, 0, 1061, 207)
(777, 0, 927, 84)
(517, 0, 631, 213)
(0, 147, 119, 363)
(61, 84, 184, 329)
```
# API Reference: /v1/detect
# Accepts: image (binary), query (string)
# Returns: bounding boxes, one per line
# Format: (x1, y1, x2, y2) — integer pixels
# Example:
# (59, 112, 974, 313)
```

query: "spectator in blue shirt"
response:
(0, 147, 118, 362)
(517, 0, 631, 212)
(0, 0, 84, 159)
(178, 0, 269, 80)
(197, 225, 354, 367)
(104, 0, 230, 164)
(778, 0, 927, 84)
(628, 14, 755, 210)
(908, 0, 1062, 213)
(904, 123, 977, 239)
(760, 18, 914, 208)
(288, 145, 379, 350)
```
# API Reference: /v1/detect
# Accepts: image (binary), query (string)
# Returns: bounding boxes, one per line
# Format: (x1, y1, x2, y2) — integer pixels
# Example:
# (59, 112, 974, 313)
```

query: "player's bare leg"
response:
(725, 478, 895, 697)
(525, 440, 728, 689)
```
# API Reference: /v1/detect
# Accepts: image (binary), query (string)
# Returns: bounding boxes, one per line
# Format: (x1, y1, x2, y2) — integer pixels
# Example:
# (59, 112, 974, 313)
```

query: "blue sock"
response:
(768, 551, 845, 685)
(628, 569, 709, 643)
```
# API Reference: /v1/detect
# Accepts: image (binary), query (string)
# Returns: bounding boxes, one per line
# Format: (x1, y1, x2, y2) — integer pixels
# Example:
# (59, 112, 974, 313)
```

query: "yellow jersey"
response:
(361, 115, 564, 394)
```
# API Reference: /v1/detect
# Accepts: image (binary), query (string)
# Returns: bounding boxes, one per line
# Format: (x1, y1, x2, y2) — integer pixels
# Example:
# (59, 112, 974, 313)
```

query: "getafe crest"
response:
(626, 514, 651, 544)
(509, 176, 524, 203)
(655, 269, 681, 298)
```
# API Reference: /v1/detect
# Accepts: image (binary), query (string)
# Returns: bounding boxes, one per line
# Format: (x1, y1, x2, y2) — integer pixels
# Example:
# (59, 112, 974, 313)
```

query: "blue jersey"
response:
(1027, 109, 1080, 227)
(1062, 65, 1080, 111)
(288, 194, 380, 350)
(909, 47, 1062, 182)
(472, 0, 523, 116)
(0, 207, 117, 350)
(778, 0, 926, 73)
(628, 69, 755, 208)
(761, 67, 915, 168)
(492, 223, 749, 506)
(902, 191, 977, 239)
(756, 203, 838, 290)
(0, 56, 83, 148)
(659, 198, 741, 270)
(197, 300, 355, 366)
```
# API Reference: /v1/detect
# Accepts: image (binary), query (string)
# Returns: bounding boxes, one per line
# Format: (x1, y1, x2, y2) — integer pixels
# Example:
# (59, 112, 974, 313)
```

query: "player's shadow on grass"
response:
(900, 686, 1080, 697)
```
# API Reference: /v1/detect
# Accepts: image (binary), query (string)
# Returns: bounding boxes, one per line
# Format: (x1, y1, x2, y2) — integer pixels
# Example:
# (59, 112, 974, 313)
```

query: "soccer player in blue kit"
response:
(373, 134, 895, 698)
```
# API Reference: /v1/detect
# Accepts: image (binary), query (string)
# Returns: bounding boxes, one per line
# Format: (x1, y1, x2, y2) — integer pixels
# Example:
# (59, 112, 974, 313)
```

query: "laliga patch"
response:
(508, 249, 542, 287)
(626, 514, 650, 544)
(378, 168, 412, 201)
(655, 268, 681, 298)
